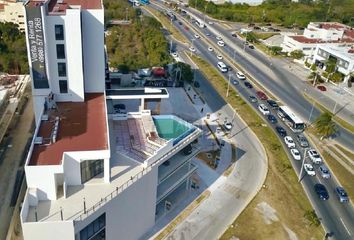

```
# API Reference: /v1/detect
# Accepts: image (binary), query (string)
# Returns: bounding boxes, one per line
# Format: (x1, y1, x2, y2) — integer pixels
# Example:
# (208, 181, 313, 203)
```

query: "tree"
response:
(289, 50, 304, 59)
(173, 62, 193, 83)
(304, 210, 320, 227)
(325, 57, 337, 73)
(314, 112, 338, 139)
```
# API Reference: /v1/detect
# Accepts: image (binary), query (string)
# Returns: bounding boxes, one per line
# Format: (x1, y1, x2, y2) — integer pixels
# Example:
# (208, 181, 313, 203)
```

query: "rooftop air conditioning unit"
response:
(34, 137, 43, 145)
(41, 115, 49, 121)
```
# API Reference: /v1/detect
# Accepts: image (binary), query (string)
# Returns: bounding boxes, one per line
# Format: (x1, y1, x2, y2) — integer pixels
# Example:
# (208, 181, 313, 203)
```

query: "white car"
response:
(217, 40, 225, 47)
(304, 163, 316, 176)
(189, 46, 196, 52)
(284, 136, 296, 148)
(194, 34, 200, 39)
(223, 122, 232, 131)
(216, 36, 222, 40)
(258, 104, 270, 115)
(217, 54, 223, 60)
(208, 47, 213, 52)
(236, 71, 246, 80)
(171, 52, 178, 58)
(290, 148, 301, 160)
(208, 21, 214, 25)
(308, 149, 322, 164)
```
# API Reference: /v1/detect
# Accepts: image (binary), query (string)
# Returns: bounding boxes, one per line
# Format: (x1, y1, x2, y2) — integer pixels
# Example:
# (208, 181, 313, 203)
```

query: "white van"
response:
(217, 61, 228, 73)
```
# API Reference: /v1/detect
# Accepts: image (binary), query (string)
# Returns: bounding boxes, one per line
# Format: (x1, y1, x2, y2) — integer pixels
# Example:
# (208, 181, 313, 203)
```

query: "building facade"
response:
(281, 22, 354, 56)
(0, 0, 25, 30)
(21, 0, 201, 239)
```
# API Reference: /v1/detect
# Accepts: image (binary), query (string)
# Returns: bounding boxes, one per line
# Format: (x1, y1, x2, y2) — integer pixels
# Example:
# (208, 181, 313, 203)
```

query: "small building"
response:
(312, 45, 354, 85)
(281, 22, 354, 56)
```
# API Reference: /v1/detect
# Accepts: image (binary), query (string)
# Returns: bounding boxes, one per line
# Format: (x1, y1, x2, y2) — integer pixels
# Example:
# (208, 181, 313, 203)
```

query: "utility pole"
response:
(298, 148, 309, 182)
(125, 8, 128, 21)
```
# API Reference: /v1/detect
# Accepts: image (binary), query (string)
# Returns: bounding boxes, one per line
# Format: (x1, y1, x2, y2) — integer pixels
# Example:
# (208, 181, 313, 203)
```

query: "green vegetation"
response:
(289, 50, 305, 59)
(314, 112, 338, 139)
(173, 62, 194, 83)
(189, 0, 354, 27)
(304, 210, 321, 227)
(105, 0, 172, 70)
(0, 22, 28, 74)
(191, 55, 323, 239)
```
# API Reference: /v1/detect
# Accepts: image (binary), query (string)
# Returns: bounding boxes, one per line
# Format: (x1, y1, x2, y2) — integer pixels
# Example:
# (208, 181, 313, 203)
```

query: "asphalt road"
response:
(182, 6, 354, 151)
(147, 2, 354, 239)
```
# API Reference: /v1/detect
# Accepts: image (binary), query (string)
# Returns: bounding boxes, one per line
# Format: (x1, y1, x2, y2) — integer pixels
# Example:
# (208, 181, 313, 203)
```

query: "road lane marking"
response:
(340, 217, 352, 236)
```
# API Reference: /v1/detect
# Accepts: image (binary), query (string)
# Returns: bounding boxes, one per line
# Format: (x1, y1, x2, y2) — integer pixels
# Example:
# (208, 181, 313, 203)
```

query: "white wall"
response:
(22, 221, 75, 240)
(25, 165, 63, 200)
(74, 167, 158, 240)
(45, 10, 84, 102)
(81, 9, 105, 93)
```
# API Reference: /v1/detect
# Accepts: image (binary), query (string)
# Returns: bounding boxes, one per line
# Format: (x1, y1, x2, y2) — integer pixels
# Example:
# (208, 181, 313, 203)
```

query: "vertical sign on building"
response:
(25, 5, 49, 89)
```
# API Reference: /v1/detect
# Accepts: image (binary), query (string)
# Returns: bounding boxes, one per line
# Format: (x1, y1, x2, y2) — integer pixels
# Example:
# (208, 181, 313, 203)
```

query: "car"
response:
(314, 183, 329, 200)
(217, 54, 223, 60)
(223, 122, 232, 131)
(317, 85, 327, 91)
(205, 32, 210, 36)
(184, 26, 189, 31)
(304, 163, 316, 176)
(266, 99, 279, 109)
(208, 21, 214, 25)
(256, 91, 268, 100)
(245, 41, 249, 45)
(276, 126, 287, 137)
(244, 81, 253, 88)
(217, 40, 225, 47)
(258, 104, 270, 115)
(236, 71, 246, 80)
(114, 104, 126, 114)
(216, 36, 222, 40)
(194, 34, 200, 39)
(189, 46, 196, 52)
(248, 44, 255, 49)
(178, 21, 183, 25)
(171, 52, 178, 58)
(335, 187, 349, 203)
(249, 95, 258, 103)
(319, 165, 331, 179)
(233, 79, 239, 85)
(308, 149, 322, 164)
(231, 33, 237, 38)
(284, 136, 296, 148)
(290, 148, 301, 160)
(267, 114, 277, 124)
(208, 47, 213, 52)
(193, 81, 200, 88)
(297, 134, 309, 148)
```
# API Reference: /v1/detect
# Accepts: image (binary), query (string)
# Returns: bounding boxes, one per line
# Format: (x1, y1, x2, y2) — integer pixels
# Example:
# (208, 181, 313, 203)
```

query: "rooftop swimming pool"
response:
(153, 116, 192, 140)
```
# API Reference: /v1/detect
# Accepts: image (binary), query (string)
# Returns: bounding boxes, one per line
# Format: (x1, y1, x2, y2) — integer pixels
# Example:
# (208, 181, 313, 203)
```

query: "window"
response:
(80, 160, 104, 183)
(59, 80, 68, 93)
(57, 63, 66, 77)
(56, 44, 65, 59)
(55, 25, 64, 40)
(80, 213, 106, 240)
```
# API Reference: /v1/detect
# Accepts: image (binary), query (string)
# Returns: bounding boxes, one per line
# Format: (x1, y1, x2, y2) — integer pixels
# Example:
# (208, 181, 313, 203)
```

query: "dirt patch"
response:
(196, 150, 220, 169)
(255, 202, 279, 224)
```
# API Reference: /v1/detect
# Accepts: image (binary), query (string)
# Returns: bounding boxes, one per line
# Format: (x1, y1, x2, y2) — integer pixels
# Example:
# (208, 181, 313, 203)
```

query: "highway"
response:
(146, 2, 354, 239)
(182, 6, 354, 151)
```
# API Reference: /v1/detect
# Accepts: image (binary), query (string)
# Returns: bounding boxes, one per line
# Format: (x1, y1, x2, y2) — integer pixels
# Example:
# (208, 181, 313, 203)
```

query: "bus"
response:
(195, 18, 205, 28)
(277, 106, 305, 132)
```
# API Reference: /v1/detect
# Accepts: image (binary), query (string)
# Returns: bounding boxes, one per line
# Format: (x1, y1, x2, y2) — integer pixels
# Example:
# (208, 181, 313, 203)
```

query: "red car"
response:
(256, 91, 268, 100)
(184, 26, 189, 31)
(317, 85, 327, 91)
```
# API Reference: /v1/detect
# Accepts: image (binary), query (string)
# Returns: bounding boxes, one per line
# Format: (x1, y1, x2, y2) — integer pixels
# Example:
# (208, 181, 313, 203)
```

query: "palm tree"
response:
(314, 112, 338, 139)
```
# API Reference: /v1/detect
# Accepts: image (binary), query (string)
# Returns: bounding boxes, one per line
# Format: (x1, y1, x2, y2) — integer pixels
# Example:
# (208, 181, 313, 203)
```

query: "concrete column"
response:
(104, 158, 110, 183)
(140, 98, 145, 111)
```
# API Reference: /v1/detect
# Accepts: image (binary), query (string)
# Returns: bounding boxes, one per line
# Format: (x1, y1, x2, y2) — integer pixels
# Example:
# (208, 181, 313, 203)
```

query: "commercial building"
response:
(281, 22, 354, 56)
(0, 0, 25, 30)
(20, 0, 201, 239)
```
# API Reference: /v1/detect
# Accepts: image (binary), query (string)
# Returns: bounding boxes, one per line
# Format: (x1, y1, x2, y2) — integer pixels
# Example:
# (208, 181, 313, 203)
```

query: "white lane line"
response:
(340, 217, 352, 236)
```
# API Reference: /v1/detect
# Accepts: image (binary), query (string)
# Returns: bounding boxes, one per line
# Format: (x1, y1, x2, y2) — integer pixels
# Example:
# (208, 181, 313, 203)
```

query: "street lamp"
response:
(203, 2, 209, 24)
(226, 73, 231, 97)
(298, 148, 309, 182)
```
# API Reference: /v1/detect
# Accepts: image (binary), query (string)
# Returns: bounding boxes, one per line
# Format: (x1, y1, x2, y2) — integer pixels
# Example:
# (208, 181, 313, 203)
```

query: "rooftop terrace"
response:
(29, 93, 108, 165)
(26, 0, 102, 14)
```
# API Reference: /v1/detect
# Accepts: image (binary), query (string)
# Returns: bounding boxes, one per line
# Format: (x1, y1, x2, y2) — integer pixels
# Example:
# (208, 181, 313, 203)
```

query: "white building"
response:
(312, 45, 354, 84)
(21, 0, 201, 239)
(0, 0, 25, 30)
(281, 22, 354, 56)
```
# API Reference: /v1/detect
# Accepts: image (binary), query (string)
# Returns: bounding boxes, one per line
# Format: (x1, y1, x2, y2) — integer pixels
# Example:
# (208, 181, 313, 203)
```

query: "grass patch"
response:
(253, 32, 278, 40)
(303, 93, 354, 134)
(143, 6, 189, 44)
(154, 190, 210, 240)
(334, 144, 354, 160)
(327, 146, 353, 168)
(191, 55, 323, 239)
